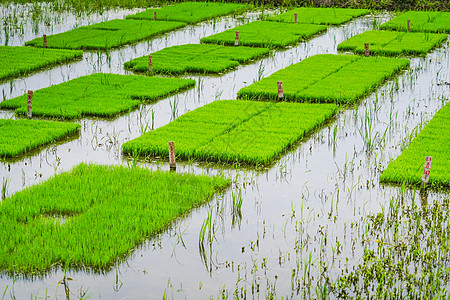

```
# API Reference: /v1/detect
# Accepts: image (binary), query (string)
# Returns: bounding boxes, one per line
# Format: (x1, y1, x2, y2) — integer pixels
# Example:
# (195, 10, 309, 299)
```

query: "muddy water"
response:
(0, 4, 449, 299)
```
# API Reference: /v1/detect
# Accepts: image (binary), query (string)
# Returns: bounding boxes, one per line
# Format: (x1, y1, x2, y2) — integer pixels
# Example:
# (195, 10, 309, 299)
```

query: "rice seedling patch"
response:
(338, 30, 447, 56)
(0, 46, 82, 81)
(380, 11, 450, 33)
(0, 73, 195, 119)
(126, 2, 247, 24)
(268, 7, 369, 25)
(25, 19, 186, 50)
(0, 163, 230, 274)
(238, 54, 409, 103)
(200, 21, 326, 48)
(122, 100, 338, 165)
(124, 44, 270, 75)
(380, 102, 450, 187)
(0, 119, 80, 159)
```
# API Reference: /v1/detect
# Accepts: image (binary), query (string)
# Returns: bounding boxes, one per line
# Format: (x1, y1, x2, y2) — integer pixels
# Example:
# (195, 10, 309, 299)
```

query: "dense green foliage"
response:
(380, 102, 450, 187)
(122, 100, 338, 165)
(238, 54, 409, 103)
(200, 21, 326, 48)
(126, 2, 248, 24)
(338, 30, 447, 56)
(0, 119, 80, 159)
(0, 73, 195, 119)
(380, 11, 450, 33)
(0, 163, 230, 273)
(25, 19, 186, 50)
(0, 46, 82, 81)
(268, 7, 369, 25)
(124, 44, 270, 74)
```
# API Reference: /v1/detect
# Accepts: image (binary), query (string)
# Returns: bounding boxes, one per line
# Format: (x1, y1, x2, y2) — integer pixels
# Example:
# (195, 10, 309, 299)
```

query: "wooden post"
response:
(27, 90, 33, 119)
(294, 13, 298, 23)
(421, 156, 432, 188)
(364, 43, 369, 57)
(43, 34, 47, 48)
(277, 81, 283, 99)
(154, 11, 157, 21)
(168, 141, 176, 171)
(148, 55, 153, 72)
(407, 19, 411, 32)
(235, 31, 239, 46)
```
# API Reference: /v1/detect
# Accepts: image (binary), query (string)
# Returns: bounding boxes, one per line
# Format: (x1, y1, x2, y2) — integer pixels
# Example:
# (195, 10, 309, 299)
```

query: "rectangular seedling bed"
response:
(0, 119, 80, 159)
(124, 43, 270, 75)
(25, 19, 186, 50)
(0, 163, 230, 274)
(338, 30, 447, 56)
(0, 46, 82, 81)
(380, 11, 450, 33)
(237, 54, 409, 104)
(268, 7, 369, 25)
(0, 73, 195, 119)
(380, 102, 450, 187)
(200, 21, 327, 48)
(122, 100, 338, 165)
(126, 2, 247, 24)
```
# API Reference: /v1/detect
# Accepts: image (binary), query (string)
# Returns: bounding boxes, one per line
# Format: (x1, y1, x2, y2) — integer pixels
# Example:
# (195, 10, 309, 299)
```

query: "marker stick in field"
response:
(154, 11, 157, 21)
(421, 156, 432, 188)
(235, 31, 239, 46)
(407, 19, 411, 32)
(277, 81, 283, 99)
(27, 90, 33, 119)
(168, 141, 176, 170)
(294, 13, 298, 23)
(43, 34, 47, 48)
(148, 55, 153, 72)
(364, 43, 369, 57)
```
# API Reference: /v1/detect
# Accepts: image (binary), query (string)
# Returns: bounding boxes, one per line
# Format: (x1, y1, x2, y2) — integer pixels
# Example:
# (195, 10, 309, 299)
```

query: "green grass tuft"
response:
(338, 30, 447, 56)
(0, 46, 82, 81)
(122, 100, 338, 165)
(25, 19, 186, 50)
(238, 54, 409, 104)
(0, 163, 230, 274)
(380, 11, 450, 33)
(380, 102, 450, 187)
(0, 73, 195, 119)
(126, 2, 248, 24)
(124, 43, 270, 75)
(200, 21, 327, 48)
(0, 119, 80, 159)
(268, 7, 370, 25)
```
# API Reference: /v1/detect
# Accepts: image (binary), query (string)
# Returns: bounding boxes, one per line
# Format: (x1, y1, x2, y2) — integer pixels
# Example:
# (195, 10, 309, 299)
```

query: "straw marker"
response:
(421, 156, 432, 187)
(235, 31, 239, 46)
(364, 43, 369, 57)
(168, 141, 176, 170)
(43, 34, 47, 48)
(27, 90, 33, 119)
(277, 81, 283, 99)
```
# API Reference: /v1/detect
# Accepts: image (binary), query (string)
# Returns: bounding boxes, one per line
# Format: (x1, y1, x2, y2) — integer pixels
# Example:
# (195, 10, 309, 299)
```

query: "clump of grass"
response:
(0, 119, 80, 159)
(200, 21, 327, 48)
(0, 73, 195, 119)
(25, 19, 186, 50)
(337, 30, 447, 56)
(380, 102, 450, 188)
(238, 54, 410, 104)
(122, 100, 338, 165)
(126, 2, 248, 24)
(267, 7, 370, 25)
(380, 11, 450, 33)
(0, 46, 82, 81)
(0, 163, 230, 274)
(124, 44, 270, 75)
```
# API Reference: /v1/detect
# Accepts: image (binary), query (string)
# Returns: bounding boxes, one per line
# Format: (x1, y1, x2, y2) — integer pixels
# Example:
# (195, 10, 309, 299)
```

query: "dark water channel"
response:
(0, 4, 449, 299)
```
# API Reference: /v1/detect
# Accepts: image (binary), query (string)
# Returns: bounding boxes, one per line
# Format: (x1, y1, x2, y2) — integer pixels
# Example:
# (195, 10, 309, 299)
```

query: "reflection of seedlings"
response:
(169, 97, 179, 120)
(1, 177, 8, 200)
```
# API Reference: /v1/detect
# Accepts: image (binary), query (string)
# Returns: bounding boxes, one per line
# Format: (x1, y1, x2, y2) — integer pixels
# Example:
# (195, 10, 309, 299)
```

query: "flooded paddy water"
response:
(0, 3, 449, 299)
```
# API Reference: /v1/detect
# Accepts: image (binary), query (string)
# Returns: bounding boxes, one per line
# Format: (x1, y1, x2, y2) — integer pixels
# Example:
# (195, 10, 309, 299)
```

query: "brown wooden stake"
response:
(43, 34, 47, 48)
(421, 156, 432, 188)
(277, 81, 284, 99)
(148, 55, 153, 72)
(235, 31, 239, 46)
(294, 13, 298, 23)
(168, 141, 176, 171)
(154, 11, 157, 21)
(364, 43, 369, 57)
(27, 90, 33, 119)
(407, 19, 411, 32)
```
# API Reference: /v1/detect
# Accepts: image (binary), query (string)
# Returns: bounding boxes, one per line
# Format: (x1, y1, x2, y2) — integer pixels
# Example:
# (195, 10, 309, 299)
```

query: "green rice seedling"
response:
(238, 54, 409, 104)
(380, 11, 450, 33)
(0, 119, 80, 159)
(337, 30, 447, 56)
(124, 44, 270, 75)
(0, 73, 195, 119)
(0, 163, 230, 274)
(126, 2, 248, 24)
(200, 21, 326, 48)
(268, 7, 370, 25)
(380, 102, 450, 187)
(25, 19, 186, 50)
(122, 100, 338, 166)
(0, 46, 82, 81)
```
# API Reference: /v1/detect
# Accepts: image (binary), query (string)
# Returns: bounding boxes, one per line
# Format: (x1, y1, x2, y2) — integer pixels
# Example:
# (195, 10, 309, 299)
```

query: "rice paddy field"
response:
(124, 44, 270, 74)
(268, 7, 370, 25)
(380, 11, 450, 33)
(0, 2, 449, 299)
